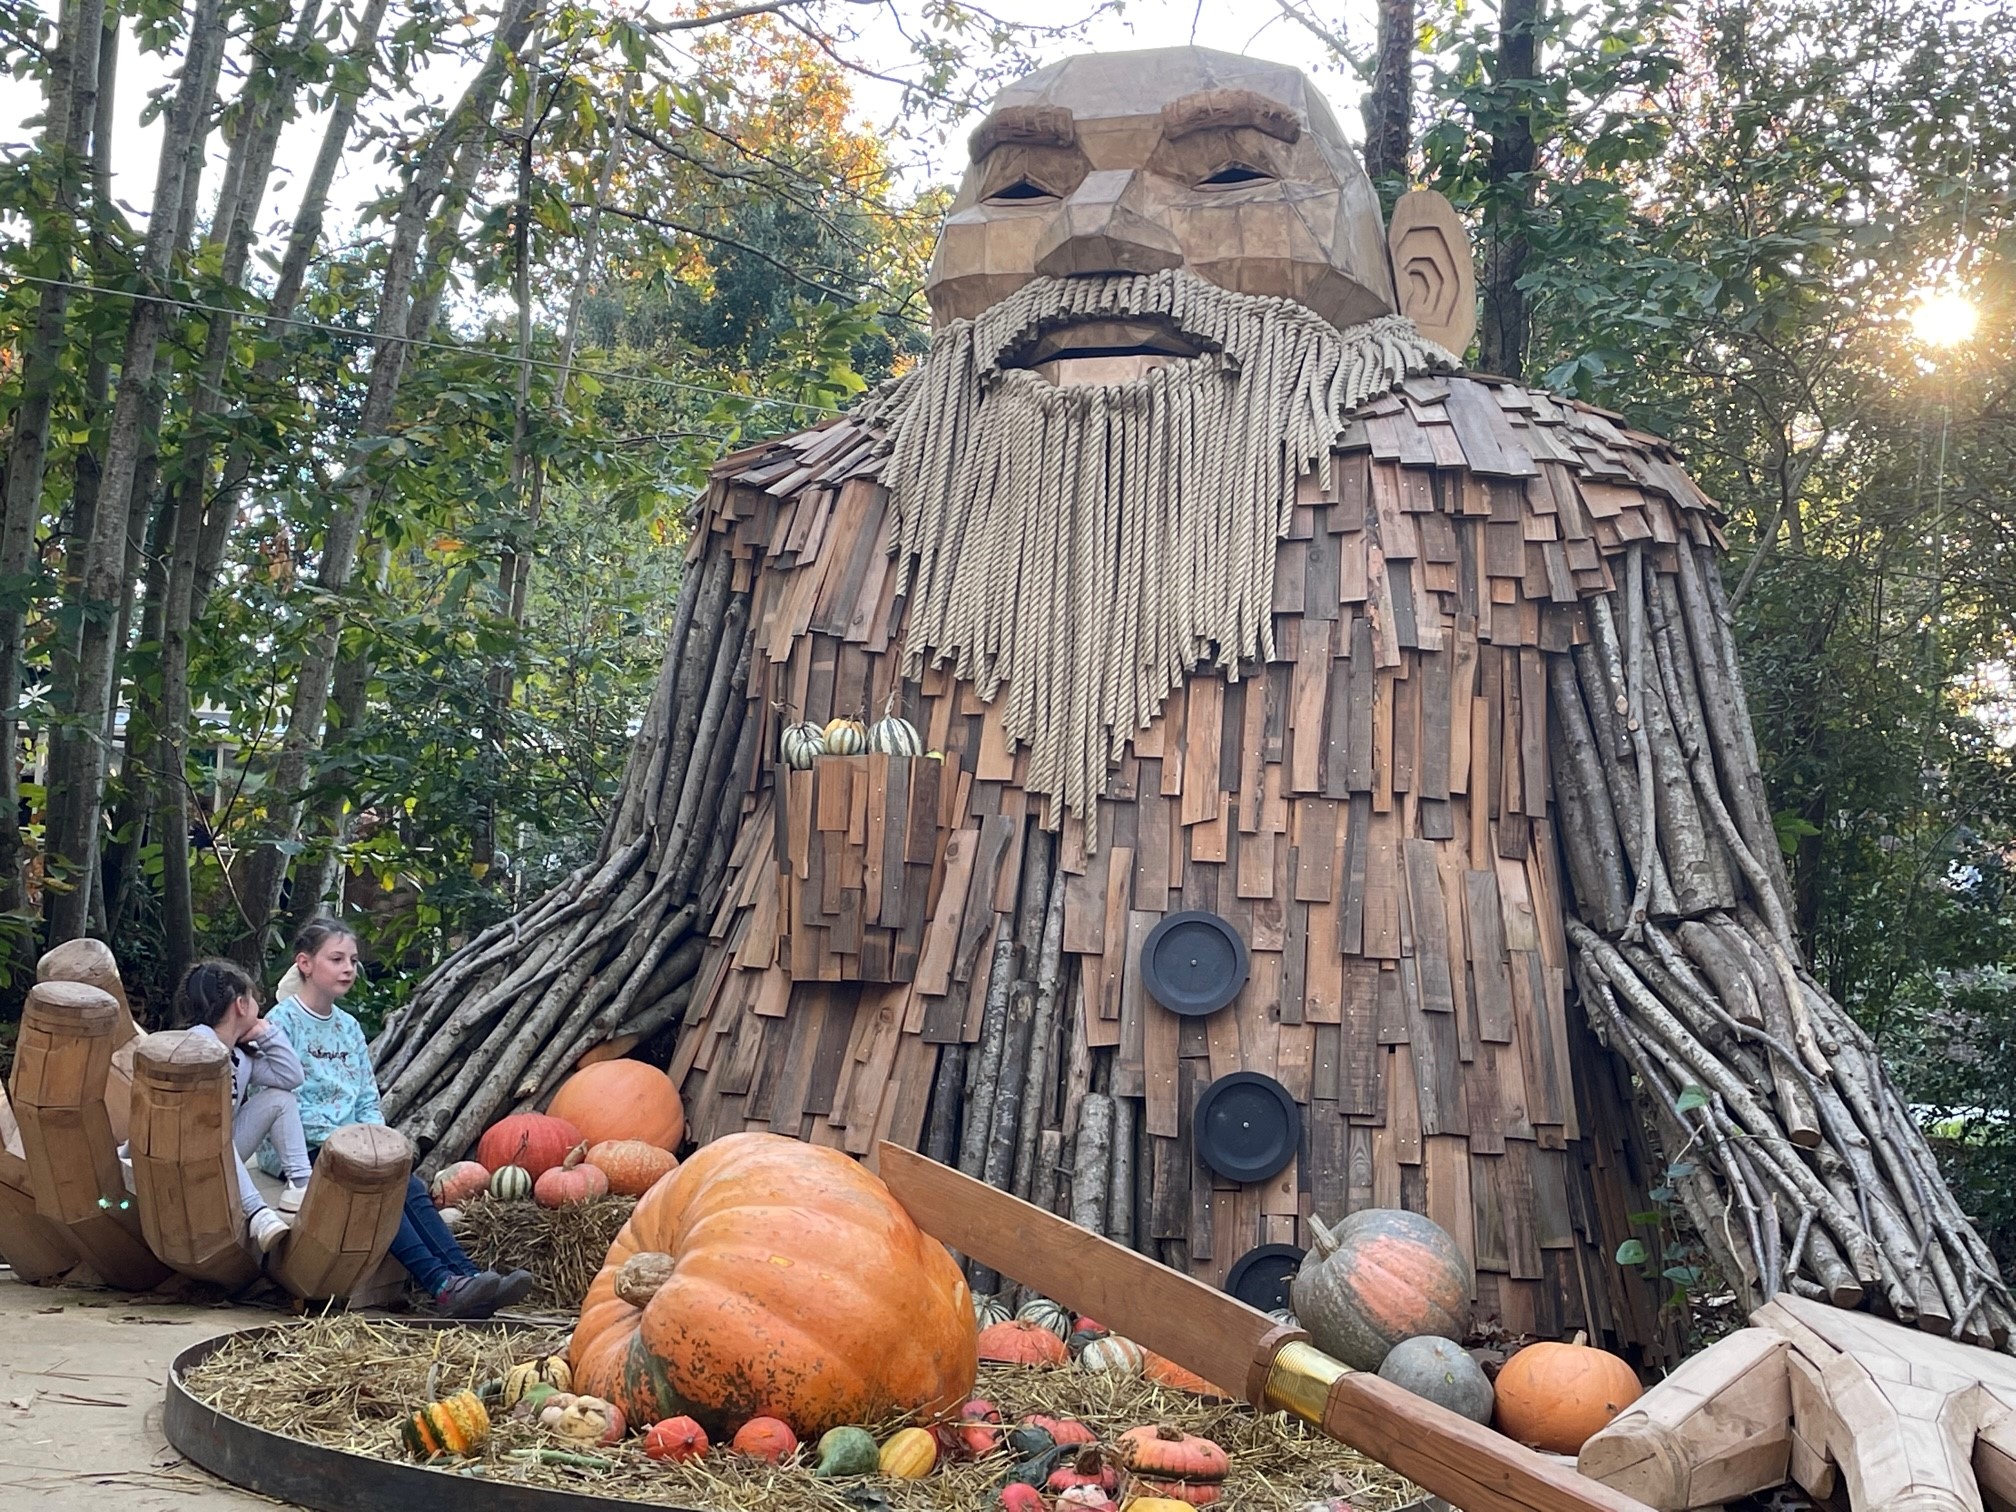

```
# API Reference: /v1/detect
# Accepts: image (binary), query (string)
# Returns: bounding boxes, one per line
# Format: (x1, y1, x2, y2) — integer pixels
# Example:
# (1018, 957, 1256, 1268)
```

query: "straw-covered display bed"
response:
(451, 1194, 637, 1310)
(181, 1315, 1424, 1511)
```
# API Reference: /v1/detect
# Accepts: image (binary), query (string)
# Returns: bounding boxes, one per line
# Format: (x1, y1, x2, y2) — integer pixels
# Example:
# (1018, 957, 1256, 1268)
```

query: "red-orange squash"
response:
(431, 1160, 491, 1207)
(588, 1139, 679, 1197)
(1140, 1351, 1232, 1399)
(548, 1060, 685, 1151)
(477, 1113, 585, 1178)
(731, 1416, 798, 1463)
(977, 1320, 1068, 1366)
(1289, 1208, 1472, 1371)
(642, 1415, 708, 1462)
(1493, 1333, 1643, 1453)
(568, 1132, 975, 1436)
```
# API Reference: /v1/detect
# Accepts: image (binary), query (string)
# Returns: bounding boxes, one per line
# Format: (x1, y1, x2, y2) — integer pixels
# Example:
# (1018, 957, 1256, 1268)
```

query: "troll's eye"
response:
(1197, 163, 1272, 188)
(987, 179, 1056, 204)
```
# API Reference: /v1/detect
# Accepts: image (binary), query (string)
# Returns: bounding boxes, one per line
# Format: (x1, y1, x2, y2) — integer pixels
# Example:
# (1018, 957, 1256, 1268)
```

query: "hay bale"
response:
(182, 1316, 1426, 1511)
(452, 1193, 635, 1310)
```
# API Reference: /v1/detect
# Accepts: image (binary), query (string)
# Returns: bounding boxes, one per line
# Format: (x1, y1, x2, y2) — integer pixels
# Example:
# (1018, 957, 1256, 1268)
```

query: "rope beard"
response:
(865, 268, 1455, 833)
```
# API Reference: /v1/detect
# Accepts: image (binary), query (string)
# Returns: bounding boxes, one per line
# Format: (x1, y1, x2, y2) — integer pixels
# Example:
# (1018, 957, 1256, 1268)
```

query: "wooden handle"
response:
(1260, 1343, 1656, 1512)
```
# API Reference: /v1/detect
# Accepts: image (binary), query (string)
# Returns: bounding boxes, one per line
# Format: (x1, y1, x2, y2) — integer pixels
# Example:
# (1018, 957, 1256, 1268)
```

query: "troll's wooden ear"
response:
(1388, 190, 1476, 357)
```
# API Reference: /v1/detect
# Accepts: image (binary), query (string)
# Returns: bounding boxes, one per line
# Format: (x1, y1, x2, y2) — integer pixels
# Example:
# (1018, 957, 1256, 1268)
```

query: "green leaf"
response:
(1675, 1086, 1710, 1114)
(1615, 1239, 1649, 1265)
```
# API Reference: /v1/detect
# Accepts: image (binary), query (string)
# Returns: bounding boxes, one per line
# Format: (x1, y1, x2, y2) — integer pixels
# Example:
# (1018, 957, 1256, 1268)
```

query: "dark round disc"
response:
(1139, 909, 1249, 1017)
(1224, 1243, 1306, 1313)
(1194, 1071, 1301, 1183)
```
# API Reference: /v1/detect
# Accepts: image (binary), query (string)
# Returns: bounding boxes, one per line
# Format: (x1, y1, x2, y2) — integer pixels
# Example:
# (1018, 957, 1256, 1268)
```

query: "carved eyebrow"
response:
(969, 104, 1077, 160)
(1160, 88, 1302, 145)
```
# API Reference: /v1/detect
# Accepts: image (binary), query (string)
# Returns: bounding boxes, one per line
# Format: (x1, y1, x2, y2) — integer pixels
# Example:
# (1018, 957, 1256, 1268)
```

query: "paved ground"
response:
(0, 1270, 277, 1511)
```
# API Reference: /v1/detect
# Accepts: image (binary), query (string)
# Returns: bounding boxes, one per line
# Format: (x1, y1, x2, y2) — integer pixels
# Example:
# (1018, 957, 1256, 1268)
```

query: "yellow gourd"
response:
(501, 1355, 572, 1408)
(878, 1425, 938, 1478)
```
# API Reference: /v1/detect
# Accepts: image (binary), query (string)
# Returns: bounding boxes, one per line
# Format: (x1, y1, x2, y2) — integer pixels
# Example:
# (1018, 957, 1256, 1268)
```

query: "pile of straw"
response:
(181, 1315, 1424, 1511)
(451, 1194, 635, 1310)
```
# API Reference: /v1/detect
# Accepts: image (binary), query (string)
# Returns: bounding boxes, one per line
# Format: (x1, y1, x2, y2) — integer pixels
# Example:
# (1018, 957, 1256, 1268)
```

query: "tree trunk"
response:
(45, 0, 225, 944)
(1361, 0, 1415, 208)
(0, 0, 106, 914)
(1478, 0, 1538, 379)
(156, 0, 324, 979)
(228, 0, 538, 965)
(197, 0, 394, 613)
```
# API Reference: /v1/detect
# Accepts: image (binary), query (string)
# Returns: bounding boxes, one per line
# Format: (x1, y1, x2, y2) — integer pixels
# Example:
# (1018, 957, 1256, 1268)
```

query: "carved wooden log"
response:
(1581, 1295, 2016, 1512)
(268, 1123, 411, 1300)
(37, 938, 143, 1145)
(0, 1082, 79, 1281)
(127, 1030, 259, 1289)
(1578, 1327, 1792, 1508)
(9, 981, 172, 1290)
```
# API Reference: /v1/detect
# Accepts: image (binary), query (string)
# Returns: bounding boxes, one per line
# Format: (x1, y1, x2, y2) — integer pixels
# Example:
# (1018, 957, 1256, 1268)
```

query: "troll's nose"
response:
(1033, 169, 1183, 279)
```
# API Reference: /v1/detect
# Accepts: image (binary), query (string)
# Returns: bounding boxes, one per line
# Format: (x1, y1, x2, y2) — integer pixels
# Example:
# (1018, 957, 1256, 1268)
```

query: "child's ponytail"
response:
(175, 958, 257, 1030)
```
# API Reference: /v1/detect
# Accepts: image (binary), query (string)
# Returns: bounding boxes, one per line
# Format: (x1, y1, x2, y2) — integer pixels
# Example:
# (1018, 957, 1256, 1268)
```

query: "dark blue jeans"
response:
(307, 1146, 477, 1296)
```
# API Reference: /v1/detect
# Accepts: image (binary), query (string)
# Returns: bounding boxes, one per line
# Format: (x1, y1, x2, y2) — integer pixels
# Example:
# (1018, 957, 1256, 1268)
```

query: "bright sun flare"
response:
(1910, 289, 1980, 348)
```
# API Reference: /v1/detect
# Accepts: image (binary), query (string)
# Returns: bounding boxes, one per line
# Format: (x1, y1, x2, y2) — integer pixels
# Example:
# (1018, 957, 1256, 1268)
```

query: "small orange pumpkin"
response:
(731, 1416, 798, 1462)
(642, 1415, 708, 1462)
(977, 1319, 1068, 1366)
(548, 1059, 686, 1151)
(587, 1139, 679, 1197)
(1493, 1332, 1643, 1453)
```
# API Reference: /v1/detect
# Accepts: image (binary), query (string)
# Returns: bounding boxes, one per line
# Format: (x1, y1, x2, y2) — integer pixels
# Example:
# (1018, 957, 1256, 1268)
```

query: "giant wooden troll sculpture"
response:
(374, 49, 2011, 1357)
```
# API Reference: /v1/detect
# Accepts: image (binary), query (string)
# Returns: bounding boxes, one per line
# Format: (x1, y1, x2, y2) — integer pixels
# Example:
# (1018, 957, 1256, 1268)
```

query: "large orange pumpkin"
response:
(476, 1112, 584, 1177)
(548, 1060, 685, 1151)
(1289, 1208, 1472, 1371)
(1493, 1333, 1643, 1453)
(568, 1132, 974, 1435)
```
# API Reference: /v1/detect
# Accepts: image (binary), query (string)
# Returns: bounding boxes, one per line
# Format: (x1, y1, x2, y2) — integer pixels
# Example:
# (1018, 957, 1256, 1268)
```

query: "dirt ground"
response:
(0, 1269, 277, 1511)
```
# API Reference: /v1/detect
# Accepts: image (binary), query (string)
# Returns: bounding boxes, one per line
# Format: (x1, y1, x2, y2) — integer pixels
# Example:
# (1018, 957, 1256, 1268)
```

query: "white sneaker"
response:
(277, 1183, 308, 1213)
(248, 1207, 291, 1255)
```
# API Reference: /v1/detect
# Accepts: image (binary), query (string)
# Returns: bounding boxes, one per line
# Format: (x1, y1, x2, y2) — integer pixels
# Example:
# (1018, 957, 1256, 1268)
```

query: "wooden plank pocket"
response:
(775, 752, 960, 984)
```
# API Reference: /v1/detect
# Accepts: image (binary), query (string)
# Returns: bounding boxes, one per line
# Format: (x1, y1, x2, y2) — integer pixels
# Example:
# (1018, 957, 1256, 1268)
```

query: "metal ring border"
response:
(164, 1318, 707, 1512)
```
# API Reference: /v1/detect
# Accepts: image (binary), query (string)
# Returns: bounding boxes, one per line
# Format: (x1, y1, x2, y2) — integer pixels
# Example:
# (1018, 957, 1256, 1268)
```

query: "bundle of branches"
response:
(369, 546, 754, 1172)
(1551, 539, 2014, 1348)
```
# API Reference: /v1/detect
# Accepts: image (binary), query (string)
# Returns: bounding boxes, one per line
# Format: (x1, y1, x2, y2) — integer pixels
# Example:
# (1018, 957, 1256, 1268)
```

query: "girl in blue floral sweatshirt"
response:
(266, 918, 534, 1318)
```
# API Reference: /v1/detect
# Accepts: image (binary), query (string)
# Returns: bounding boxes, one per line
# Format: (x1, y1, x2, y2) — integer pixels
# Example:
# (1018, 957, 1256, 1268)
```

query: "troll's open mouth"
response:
(995, 313, 1215, 370)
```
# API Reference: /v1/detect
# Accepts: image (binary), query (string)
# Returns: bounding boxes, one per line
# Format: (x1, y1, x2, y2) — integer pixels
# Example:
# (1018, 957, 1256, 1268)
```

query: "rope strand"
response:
(865, 270, 1453, 835)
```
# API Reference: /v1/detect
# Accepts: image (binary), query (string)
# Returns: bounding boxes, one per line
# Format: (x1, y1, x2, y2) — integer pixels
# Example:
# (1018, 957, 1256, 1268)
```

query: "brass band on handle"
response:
(1262, 1339, 1353, 1423)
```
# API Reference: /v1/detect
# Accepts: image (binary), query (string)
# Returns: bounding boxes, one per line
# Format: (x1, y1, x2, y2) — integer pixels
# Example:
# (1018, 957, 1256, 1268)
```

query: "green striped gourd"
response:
(780, 721, 825, 770)
(867, 715, 923, 756)
(1015, 1296, 1073, 1339)
(489, 1164, 533, 1201)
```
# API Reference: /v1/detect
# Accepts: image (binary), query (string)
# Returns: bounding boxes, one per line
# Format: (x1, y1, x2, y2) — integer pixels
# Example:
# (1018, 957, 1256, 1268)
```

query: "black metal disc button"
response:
(1194, 1071, 1301, 1183)
(1139, 909, 1249, 1017)
(1224, 1243, 1306, 1312)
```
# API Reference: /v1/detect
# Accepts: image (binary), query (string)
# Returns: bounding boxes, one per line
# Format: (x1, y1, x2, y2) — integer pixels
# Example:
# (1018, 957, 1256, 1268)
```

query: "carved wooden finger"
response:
(9, 981, 172, 1290)
(1579, 1327, 1792, 1509)
(128, 1031, 258, 1289)
(0, 1082, 79, 1282)
(270, 1123, 411, 1300)
(38, 939, 142, 1145)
